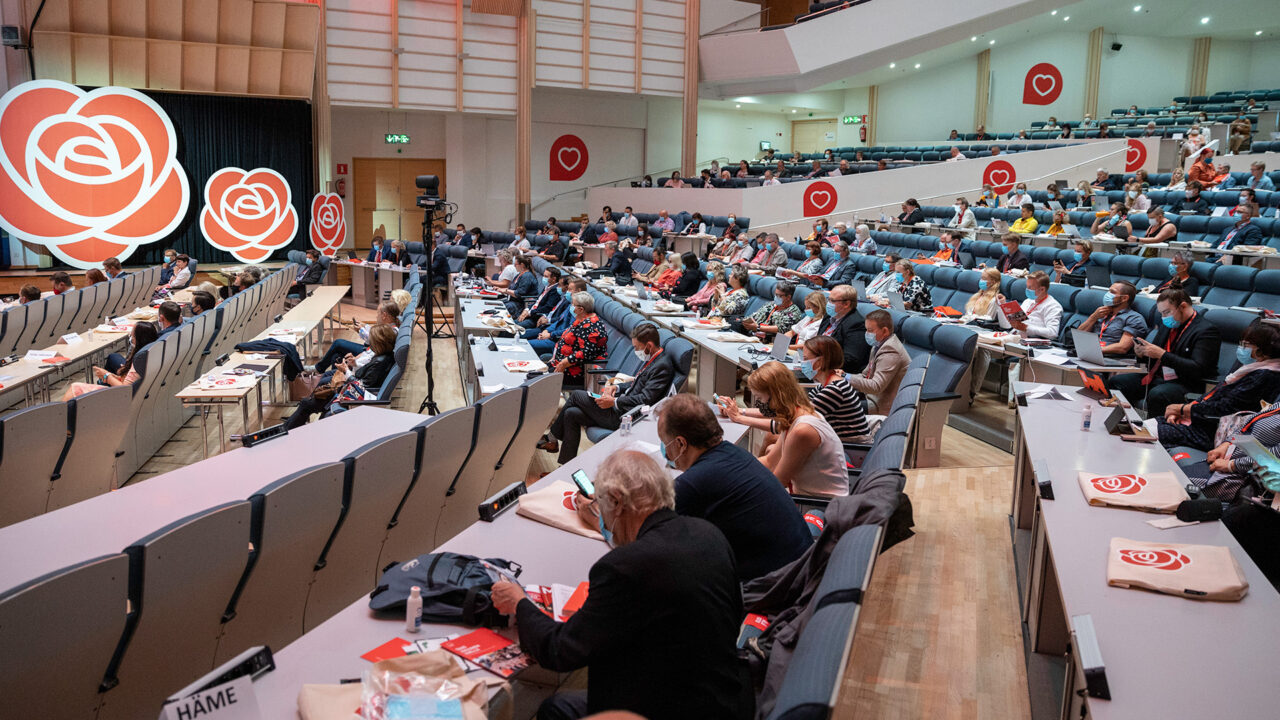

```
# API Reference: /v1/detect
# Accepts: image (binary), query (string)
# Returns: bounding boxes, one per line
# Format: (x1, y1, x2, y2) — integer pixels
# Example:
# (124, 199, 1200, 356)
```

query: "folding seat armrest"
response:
(920, 391, 961, 403)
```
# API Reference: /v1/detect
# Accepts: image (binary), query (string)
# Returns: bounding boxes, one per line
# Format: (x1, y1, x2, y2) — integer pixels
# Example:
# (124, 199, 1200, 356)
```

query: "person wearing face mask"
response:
(158, 249, 178, 285)
(644, 394, 812, 580)
(866, 253, 901, 297)
(740, 279, 803, 337)
(747, 233, 788, 275)
(1089, 203, 1132, 239)
(801, 336, 872, 443)
(872, 260, 929, 311)
(366, 236, 389, 263)
(1188, 147, 1218, 187)
(711, 267, 751, 317)
(1156, 322, 1280, 451)
(527, 277, 586, 355)
(1111, 289, 1220, 419)
(1052, 240, 1092, 282)
(1079, 281, 1147, 356)
(924, 231, 966, 264)
(1006, 184, 1031, 209)
(805, 219, 832, 243)
(1137, 206, 1178, 250)
(719, 361, 849, 497)
(1154, 252, 1198, 296)
(516, 266, 563, 328)
(666, 253, 703, 298)
(707, 231, 738, 263)
(538, 323, 674, 464)
(616, 206, 638, 229)
(1211, 203, 1263, 262)
(996, 271, 1061, 340)
(786, 239, 858, 289)
(976, 184, 999, 208)
(288, 249, 324, 296)
(491, 450, 753, 720)
(964, 268, 1003, 321)
(816, 284, 872, 374)
(785, 292, 828, 348)
(949, 197, 976, 230)
(1123, 180, 1150, 213)
(837, 309, 904, 413)
(1169, 179, 1210, 215)
(61, 321, 159, 400)
(684, 262, 727, 314)
(987, 234, 1029, 274)
(791, 241, 825, 276)
(548, 292, 609, 385)
(848, 225, 877, 255)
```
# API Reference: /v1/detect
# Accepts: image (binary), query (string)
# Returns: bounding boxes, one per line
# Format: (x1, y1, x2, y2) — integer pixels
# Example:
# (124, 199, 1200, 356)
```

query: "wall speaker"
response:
(1110, 42, 1123, 52)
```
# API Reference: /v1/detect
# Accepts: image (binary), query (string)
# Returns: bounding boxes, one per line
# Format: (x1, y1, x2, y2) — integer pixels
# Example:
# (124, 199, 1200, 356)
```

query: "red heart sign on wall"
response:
(550, 134, 589, 181)
(1022, 63, 1063, 105)
(802, 181, 838, 217)
(982, 160, 1017, 195)
(1125, 139, 1147, 173)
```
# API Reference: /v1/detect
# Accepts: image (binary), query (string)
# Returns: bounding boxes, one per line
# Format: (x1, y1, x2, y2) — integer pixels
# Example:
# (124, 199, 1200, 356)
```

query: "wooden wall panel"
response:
(31, 0, 72, 32)
(72, 35, 111, 87)
(249, 48, 283, 95)
(283, 3, 319, 50)
(109, 0, 148, 37)
(280, 51, 315, 97)
(220, 0, 256, 46)
(70, 0, 108, 34)
(182, 45, 217, 92)
(252, 1, 287, 48)
(217, 47, 251, 95)
(110, 37, 148, 88)
(32, 32, 75, 82)
(147, 0, 183, 40)
(147, 40, 183, 89)
(183, 0, 219, 43)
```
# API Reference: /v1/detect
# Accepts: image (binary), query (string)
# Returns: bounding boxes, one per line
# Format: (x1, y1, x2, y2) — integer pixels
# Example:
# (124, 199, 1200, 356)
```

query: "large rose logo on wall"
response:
(0, 80, 190, 269)
(309, 192, 345, 257)
(200, 167, 298, 263)
(1118, 548, 1191, 571)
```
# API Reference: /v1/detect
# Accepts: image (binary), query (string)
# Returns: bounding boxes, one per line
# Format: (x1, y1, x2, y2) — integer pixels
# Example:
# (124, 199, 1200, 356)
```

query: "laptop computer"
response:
(991, 218, 1011, 234)
(957, 250, 976, 269)
(887, 292, 906, 311)
(1071, 328, 1133, 367)
(633, 281, 651, 300)
(769, 331, 790, 360)
(852, 279, 867, 301)
(1085, 265, 1111, 288)
(1077, 367, 1111, 400)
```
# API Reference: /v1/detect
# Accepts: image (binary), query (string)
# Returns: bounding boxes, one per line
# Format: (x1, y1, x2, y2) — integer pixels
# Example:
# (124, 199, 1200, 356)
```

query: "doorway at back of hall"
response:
(352, 158, 447, 252)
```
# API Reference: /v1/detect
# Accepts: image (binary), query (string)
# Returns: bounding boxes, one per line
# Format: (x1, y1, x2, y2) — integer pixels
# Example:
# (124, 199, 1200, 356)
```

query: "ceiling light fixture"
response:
(1051, 9, 1057, 15)
(1133, 5, 1141, 11)
(971, 36, 977, 41)
(1256, 30, 1264, 35)
(1200, 16, 1209, 24)
(914, 63, 921, 69)
(735, 104, 741, 108)
(989, 39, 996, 45)
(1063, 15, 1070, 21)
(791, 109, 797, 113)
(889, 62, 896, 68)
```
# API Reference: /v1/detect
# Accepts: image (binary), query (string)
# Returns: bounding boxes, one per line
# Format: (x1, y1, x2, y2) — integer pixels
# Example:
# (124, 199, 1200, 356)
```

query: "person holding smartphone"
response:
(1111, 289, 1220, 419)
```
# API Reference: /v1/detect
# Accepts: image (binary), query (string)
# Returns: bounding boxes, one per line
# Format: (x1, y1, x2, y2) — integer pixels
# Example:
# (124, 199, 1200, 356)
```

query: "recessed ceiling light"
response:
(1063, 15, 1070, 21)
(914, 63, 921, 69)
(1133, 5, 1141, 11)
(989, 39, 996, 45)
(889, 62, 896, 68)
(735, 104, 740, 108)
(791, 109, 797, 113)
(1051, 9, 1057, 15)
(971, 36, 977, 41)
(1200, 16, 1209, 23)
(1256, 30, 1264, 35)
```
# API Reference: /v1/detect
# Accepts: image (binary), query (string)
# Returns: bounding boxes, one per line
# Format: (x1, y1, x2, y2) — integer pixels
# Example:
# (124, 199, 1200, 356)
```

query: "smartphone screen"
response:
(571, 469, 594, 498)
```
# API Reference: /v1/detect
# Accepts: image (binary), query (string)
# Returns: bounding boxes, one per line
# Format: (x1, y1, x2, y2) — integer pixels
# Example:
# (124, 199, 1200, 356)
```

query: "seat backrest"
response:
(99, 501, 251, 720)
(810, 524, 882, 607)
(0, 304, 24, 356)
(488, 373, 564, 498)
(927, 325, 978, 394)
(47, 385, 133, 512)
(68, 283, 99, 334)
(38, 291, 71, 344)
(14, 296, 48, 354)
(0, 553, 130, 720)
(0, 401, 68, 526)
(303, 432, 418, 632)
(766, 600, 861, 720)
(435, 387, 525, 546)
(215, 462, 346, 665)
(380, 407, 477, 570)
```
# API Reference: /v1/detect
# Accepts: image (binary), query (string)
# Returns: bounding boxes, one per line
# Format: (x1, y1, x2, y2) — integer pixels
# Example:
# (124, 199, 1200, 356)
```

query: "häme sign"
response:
(160, 676, 260, 720)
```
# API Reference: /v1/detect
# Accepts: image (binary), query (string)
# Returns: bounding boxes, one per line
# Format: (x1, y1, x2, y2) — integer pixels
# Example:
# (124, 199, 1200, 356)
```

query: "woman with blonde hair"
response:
(684, 261, 726, 313)
(1165, 166, 1187, 191)
(717, 361, 849, 497)
(786, 291, 828, 348)
(1074, 181, 1095, 209)
(965, 267, 1003, 320)
(1123, 179, 1151, 213)
(390, 288, 413, 314)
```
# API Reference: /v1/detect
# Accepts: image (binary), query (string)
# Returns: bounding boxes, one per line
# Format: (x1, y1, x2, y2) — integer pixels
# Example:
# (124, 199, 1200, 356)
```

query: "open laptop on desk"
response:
(852, 279, 867, 301)
(1070, 328, 1136, 367)
(956, 250, 976, 269)
(991, 218, 1010, 234)
(887, 292, 906, 311)
(633, 281, 651, 300)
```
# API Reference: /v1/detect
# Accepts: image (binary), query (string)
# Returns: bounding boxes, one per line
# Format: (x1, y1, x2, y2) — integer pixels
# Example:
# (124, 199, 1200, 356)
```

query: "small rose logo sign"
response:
(1022, 63, 1063, 105)
(802, 181, 838, 217)
(1118, 548, 1191, 571)
(200, 167, 298, 263)
(0, 80, 190, 268)
(550, 134, 588, 181)
(982, 160, 1017, 195)
(1125, 139, 1147, 173)
(309, 192, 345, 257)
(1090, 474, 1147, 495)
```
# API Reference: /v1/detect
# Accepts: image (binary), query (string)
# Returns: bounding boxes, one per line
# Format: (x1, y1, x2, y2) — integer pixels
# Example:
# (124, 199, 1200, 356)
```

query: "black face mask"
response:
(753, 399, 777, 417)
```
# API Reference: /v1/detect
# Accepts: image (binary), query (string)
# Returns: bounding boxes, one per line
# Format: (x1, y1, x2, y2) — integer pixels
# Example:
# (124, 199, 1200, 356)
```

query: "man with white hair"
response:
(492, 450, 752, 720)
(946, 146, 966, 162)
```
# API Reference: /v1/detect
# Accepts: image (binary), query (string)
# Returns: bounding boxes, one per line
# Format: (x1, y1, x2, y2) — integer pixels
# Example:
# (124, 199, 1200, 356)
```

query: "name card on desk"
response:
(160, 676, 260, 720)
(24, 349, 55, 361)
(58, 333, 84, 345)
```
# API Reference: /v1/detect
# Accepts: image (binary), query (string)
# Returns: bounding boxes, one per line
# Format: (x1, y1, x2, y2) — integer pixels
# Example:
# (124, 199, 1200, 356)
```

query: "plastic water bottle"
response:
(620, 413, 632, 437)
(405, 586, 422, 633)
(1081, 403, 1093, 431)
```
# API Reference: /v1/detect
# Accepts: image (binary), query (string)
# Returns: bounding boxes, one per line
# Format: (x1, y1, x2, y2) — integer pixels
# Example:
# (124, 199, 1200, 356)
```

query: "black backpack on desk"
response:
(369, 552, 522, 628)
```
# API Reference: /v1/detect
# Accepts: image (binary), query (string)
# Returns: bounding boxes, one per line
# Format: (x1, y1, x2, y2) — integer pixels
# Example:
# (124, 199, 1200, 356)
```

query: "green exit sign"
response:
(384, 133, 411, 144)
(842, 115, 862, 125)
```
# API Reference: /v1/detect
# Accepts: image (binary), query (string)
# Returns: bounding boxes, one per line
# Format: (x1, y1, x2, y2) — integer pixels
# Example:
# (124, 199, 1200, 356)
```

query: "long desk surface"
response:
(0, 407, 424, 593)
(1010, 382, 1280, 719)
(254, 410, 750, 718)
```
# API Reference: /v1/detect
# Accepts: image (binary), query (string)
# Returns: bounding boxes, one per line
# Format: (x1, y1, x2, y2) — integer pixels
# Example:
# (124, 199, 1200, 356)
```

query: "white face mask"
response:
(633, 348, 649, 362)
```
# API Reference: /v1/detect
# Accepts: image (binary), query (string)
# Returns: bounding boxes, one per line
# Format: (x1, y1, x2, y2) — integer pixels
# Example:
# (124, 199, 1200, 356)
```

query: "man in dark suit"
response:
(1210, 203, 1263, 261)
(492, 450, 753, 720)
(156, 301, 182, 336)
(602, 240, 633, 284)
(288, 249, 324, 296)
(425, 235, 451, 287)
(1112, 288, 1221, 419)
(366, 237, 390, 263)
(540, 323, 675, 463)
(518, 266, 562, 328)
(817, 284, 871, 373)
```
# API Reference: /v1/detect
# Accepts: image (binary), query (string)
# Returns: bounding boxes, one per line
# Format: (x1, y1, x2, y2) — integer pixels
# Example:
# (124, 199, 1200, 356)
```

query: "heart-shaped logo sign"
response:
(802, 181, 838, 217)
(550, 134, 589, 181)
(982, 160, 1017, 194)
(1125, 138, 1147, 173)
(1021, 62, 1063, 105)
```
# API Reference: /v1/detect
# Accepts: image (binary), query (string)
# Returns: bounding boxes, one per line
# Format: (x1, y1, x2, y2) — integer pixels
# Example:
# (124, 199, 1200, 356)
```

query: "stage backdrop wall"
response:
(138, 90, 314, 266)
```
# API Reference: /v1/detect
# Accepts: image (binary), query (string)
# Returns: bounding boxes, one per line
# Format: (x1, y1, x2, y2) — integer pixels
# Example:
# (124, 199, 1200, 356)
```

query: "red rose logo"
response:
(1090, 474, 1147, 495)
(0, 80, 190, 269)
(1021, 62, 1063, 105)
(1119, 548, 1191, 571)
(1125, 139, 1147, 173)
(309, 192, 345, 257)
(982, 160, 1017, 195)
(200, 167, 298, 263)
(802, 181, 838, 217)
(561, 490, 579, 511)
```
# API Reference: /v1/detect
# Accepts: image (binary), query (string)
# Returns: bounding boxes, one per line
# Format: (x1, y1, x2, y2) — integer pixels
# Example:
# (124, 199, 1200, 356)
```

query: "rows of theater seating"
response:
(802, 237, 1260, 382)
(1169, 89, 1278, 108)
(741, 142, 1070, 169)
(0, 266, 161, 361)
(1244, 141, 1280, 154)
(0, 370, 564, 720)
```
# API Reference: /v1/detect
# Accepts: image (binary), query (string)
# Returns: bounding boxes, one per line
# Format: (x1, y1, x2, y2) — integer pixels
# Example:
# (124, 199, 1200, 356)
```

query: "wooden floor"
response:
(111, 300, 1029, 718)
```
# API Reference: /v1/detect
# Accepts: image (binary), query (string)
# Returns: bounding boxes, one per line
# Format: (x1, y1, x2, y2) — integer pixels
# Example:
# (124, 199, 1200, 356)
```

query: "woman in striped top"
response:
(801, 336, 872, 444)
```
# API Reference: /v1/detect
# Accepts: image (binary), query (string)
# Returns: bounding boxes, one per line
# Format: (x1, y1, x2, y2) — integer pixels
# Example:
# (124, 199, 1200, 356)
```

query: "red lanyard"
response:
(639, 347, 664, 373)
(1165, 314, 1194, 353)
(1242, 405, 1280, 433)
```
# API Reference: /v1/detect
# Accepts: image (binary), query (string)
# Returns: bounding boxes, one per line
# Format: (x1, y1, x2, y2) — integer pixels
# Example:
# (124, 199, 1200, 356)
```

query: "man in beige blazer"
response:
(846, 308, 909, 413)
